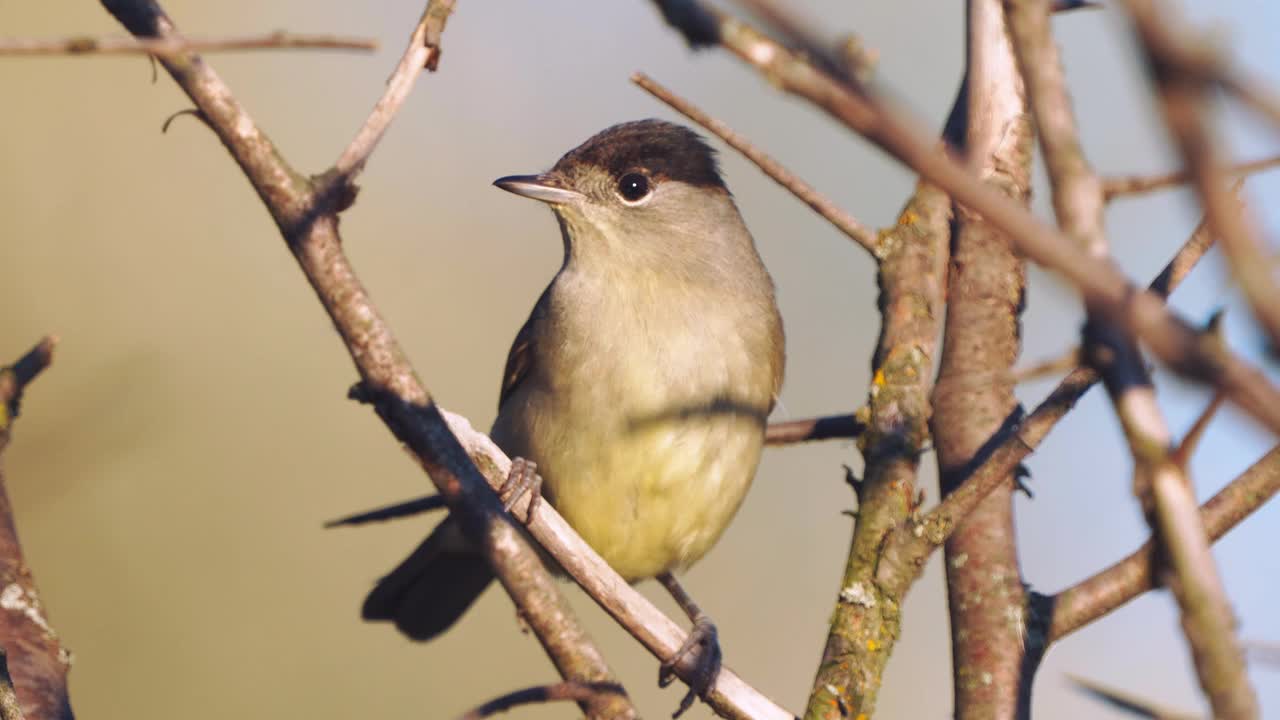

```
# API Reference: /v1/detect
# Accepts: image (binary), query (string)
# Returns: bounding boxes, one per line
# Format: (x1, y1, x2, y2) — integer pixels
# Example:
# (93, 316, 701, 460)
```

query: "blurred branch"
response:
(651, 0, 1280, 436)
(632, 72, 881, 257)
(96, 2, 636, 718)
(1124, 0, 1280, 397)
(1050, 443, 1280, 641)
(1103, 154, 1280, 198)
(1011, 2, 1256, 714)
(1069, 675, 1202, 720)
(0, 338, 73, 720)
(0, 32, 377, 55)
(458, 681, 628, 720)
(764, 413, 863, 446)
(329, 0, 455, 184)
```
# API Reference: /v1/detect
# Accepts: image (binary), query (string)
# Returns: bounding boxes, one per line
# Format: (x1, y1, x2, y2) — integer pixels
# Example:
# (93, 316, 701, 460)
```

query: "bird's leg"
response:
(656, 571, 722, 718)
(498, 457, 543, 522)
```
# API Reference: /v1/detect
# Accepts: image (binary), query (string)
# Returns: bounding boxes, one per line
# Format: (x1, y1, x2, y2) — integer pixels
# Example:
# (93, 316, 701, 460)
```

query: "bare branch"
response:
(932, 3, 1033, 716)
(0, 338, 72, 720)
(1050, 443, 1280, 641)
(330, 1, 455, 183)
(0, 33, 377, 55)
(764, 413, 863, 446)
(1103, 154, 1280, 198)
(1010, 1, 1256, 713)
(654, 0, 1280, 435)
(632, 72, 881, 256)
(1171, 390, 1224, 468)
(889, 195, 1229, 573)
(1124, 0, 1280, 372)
(458, 681, 628, 720)
(1069, 675, 1201, 720)
(803, 101, 953, 719)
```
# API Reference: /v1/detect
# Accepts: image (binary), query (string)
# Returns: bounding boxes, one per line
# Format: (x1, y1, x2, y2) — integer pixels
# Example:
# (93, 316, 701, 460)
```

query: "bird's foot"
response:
(499, 457, 543, 522)
(658, 611, 722, 718)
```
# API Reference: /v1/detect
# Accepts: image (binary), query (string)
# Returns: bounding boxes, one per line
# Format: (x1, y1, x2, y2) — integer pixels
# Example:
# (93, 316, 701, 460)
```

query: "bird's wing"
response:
(498, 287, 551, 410)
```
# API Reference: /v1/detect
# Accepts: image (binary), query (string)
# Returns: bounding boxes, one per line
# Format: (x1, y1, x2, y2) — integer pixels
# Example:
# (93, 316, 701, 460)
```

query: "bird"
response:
(357, 119, 784, 714)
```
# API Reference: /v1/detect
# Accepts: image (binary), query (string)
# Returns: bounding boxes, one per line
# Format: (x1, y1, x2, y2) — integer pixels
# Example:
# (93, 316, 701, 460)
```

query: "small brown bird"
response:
(360, 119, 784, 712)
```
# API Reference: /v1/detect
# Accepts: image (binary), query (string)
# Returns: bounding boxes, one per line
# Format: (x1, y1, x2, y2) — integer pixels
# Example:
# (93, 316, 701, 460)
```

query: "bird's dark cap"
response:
(551, 119, 726, 190)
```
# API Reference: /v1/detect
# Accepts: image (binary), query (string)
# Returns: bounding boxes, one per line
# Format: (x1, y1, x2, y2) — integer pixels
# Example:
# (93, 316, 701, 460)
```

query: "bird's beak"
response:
(493, 173, 584, 205)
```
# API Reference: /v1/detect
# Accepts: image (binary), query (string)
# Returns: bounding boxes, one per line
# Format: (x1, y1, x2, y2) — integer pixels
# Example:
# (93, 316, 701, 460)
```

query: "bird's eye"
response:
(616, 173, 652, 203)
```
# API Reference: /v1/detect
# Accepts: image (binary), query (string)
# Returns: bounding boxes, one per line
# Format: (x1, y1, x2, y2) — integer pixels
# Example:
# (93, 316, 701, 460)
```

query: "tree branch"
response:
(329, 0, 455, 184)
(1010, 2, 1255, 713)
(0, 338, 72, 720)
(764, 414, 863, 446)
(654, 0, 1280, 436)
(632, 73, 880, 257)
(1103, 154, 1280, 199)
(458, 681, 628, 720)
(801, 98, 954, 720)
(933, 3, 1033, 716)
(878, 187, 1235, 618)
(1050, 444, 1280, 642)
(1123, 0, 1280, 374)
(0, 33, 376, 55)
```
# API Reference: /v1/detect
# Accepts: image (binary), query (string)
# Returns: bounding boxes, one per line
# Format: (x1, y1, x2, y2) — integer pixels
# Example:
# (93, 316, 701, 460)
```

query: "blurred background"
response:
(1, 1, 1277, 718)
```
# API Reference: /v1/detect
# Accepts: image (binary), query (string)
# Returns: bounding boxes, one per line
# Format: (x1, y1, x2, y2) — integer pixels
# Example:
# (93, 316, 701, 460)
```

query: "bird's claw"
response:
(499, 457, 543, 522)
(658, 613, 721, 718)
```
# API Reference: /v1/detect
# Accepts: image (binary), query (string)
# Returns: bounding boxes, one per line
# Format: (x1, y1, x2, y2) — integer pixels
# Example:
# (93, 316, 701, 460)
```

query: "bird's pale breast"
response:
(490, 267, 777, 581)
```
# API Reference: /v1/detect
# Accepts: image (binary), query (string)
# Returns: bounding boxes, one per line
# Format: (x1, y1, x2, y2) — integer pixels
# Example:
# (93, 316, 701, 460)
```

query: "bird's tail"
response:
(362, 517, 494, 641)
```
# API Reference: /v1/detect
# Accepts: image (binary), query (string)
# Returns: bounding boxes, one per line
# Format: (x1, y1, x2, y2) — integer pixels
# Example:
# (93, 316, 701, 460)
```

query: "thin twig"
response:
(1069, 675, 1201, 720)
(330, 1, 455, 183)
(632, 73, 880, 256)
(764, 413, 862, 446)
(1103, 154, 1280, 198)
(1050, 443, 1280, 641)
(0, 33, 376, 55)
(458, 681, 628, 720)
(1171, 391, 1224, 468)
(1124, 0, 1280, 371)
